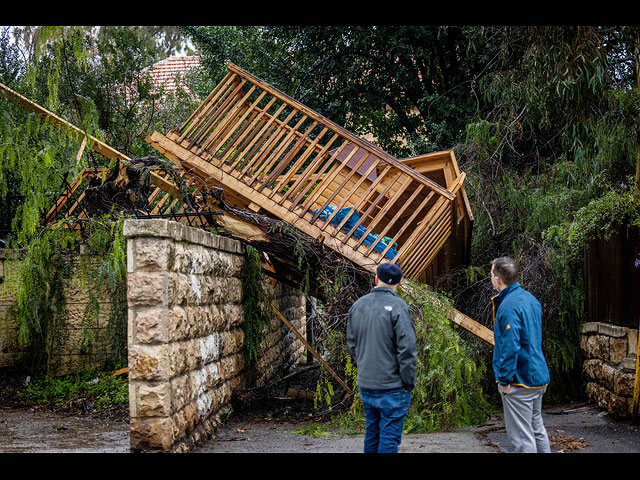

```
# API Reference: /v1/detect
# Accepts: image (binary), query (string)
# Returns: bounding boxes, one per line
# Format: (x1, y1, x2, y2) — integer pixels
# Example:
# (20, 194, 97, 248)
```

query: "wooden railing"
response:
(157, 63, 461, 280)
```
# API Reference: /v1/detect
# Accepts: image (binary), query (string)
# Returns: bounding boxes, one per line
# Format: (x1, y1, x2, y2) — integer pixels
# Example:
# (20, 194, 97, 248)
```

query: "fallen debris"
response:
(549, 430, 588, 452)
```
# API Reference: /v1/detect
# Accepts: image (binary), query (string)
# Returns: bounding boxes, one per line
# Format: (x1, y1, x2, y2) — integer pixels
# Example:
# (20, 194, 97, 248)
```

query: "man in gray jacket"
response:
(347, 262, 417, 453)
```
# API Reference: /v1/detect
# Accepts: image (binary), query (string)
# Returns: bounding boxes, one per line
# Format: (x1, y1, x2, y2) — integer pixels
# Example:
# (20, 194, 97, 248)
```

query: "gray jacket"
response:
(346, 287, 417, 391)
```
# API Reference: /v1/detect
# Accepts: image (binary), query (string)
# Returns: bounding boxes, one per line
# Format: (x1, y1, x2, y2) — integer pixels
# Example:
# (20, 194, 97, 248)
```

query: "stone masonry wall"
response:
(0, 251, 115, 374)
(581, 321, 638, 419)
(124, 219, 305, 452)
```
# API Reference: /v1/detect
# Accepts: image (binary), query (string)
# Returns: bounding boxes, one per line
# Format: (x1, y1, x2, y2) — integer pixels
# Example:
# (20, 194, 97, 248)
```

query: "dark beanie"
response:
(376, 262, 403, 285)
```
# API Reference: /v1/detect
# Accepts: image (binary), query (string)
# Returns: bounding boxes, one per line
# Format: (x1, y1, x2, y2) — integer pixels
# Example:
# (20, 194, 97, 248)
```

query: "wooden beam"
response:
(226, 63, 454, 202)
(0, 82, 130, 162)
(268, 298, 352, 394)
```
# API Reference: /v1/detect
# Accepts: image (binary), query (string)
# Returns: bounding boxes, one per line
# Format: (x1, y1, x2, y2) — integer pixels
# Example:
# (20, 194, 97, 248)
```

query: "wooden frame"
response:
(145, 63, 473, 283)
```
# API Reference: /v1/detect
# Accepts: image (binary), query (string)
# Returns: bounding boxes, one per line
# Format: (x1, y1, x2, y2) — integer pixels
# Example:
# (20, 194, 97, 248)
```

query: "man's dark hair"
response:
(491, 256, 518, 285)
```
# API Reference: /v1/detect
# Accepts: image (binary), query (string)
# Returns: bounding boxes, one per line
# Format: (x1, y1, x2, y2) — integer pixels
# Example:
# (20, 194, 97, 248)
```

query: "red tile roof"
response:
(146, 55, 202, 98)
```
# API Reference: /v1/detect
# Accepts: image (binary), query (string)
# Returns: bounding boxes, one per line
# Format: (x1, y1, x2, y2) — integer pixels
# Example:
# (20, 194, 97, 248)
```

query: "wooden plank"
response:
(238, 105, 293, 176)
(201, 84, 258, 152)
(260, 123, 325, 194)
(378, 191, 436, 261)
(190, 78, 248, 149)
(305, 145, 362, 220)
(250, 114, 309, 187)
(342, 166, 395, 241)
(267, 126, 329, 198)
(365, 183, 425, 257)
(268, 299, 352, 394)
(179, 70, 235, 139)
(216, 91, 268, 160)
(226, 98, 280, 168)
(281, 137, 347, 206)
(0, 82, 130, 162)
(355, 175, 413, 250)
(317, 154, 376, 228)
(226, 63, 455, 201)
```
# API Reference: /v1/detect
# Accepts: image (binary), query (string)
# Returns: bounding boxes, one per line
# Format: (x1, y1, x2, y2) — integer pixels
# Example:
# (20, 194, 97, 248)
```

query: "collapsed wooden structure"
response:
(0, 64, 493, 345)
(146, 63, 474, 284)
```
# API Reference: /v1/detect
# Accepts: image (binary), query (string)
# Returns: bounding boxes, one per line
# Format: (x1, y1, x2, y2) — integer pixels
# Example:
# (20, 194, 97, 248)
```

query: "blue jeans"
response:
(359, 387, 412, 453)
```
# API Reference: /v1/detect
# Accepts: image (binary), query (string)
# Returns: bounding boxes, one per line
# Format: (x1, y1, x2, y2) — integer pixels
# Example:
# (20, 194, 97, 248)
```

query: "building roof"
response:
(146, 55, 202, 98)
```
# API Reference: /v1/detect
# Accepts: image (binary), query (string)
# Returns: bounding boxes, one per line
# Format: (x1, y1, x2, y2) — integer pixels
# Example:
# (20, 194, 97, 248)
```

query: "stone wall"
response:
(124, 219, 306, 452)
(0, 251, 116, 374)
(581, 321, 638, 419)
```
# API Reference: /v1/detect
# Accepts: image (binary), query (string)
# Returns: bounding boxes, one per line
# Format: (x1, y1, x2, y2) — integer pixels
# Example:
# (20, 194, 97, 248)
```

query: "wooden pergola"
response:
(145, 63, 473, 284)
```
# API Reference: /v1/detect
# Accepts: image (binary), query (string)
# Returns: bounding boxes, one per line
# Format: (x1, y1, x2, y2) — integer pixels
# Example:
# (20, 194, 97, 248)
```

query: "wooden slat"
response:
(226, 63, 454, 202)
(216, 91, 268, 161)
(364, 182, 425, 257)
(260, 123, 325, 194)
(354, 175, 414, 250)
(201, 84, 258, 152)
(241, 108, 298, 181)
(308, 146, 364, 223)
(267, 126, 329, 198)
(281, 137, 347, 207)
(250, 114, 309, 187)
(337, 165, 393, 239)
(179, 70, 234, 138)
(190, 78, 248, 149)
(226, 98, 279, 167)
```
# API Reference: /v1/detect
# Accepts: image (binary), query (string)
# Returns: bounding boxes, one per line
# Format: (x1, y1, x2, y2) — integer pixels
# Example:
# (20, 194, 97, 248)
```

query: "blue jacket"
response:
(492, 282, 550, 388)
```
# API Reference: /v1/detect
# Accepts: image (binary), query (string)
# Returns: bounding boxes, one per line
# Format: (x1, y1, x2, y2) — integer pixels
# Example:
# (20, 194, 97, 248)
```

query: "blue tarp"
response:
(313, 205, 398, 259)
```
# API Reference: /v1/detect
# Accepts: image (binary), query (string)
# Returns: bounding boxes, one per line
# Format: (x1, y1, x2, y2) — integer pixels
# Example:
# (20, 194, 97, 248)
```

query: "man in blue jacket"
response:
(490, 256, 551, 453)
(347, 262, 416, 453)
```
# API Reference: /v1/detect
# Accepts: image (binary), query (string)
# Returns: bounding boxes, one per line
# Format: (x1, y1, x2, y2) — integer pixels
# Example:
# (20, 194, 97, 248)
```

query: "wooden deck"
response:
(145, 63, 473, 282)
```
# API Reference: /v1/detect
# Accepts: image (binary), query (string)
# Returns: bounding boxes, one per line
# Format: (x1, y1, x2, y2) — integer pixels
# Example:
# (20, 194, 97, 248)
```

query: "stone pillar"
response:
(124, 219, 305, 452)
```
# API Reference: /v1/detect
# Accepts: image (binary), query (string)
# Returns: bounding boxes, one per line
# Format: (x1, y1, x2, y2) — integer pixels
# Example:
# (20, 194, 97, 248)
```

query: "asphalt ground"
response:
(1, 402, 638, 454)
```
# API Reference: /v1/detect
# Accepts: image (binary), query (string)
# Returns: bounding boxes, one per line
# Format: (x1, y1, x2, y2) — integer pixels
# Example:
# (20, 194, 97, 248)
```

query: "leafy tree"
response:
(182, 25, 495, 156)
(0, 26, 198, 245)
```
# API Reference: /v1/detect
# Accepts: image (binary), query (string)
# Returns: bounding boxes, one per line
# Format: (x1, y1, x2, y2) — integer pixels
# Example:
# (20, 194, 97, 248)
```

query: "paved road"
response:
(194, 404, 640, 454)
(1, 403, 638, 453)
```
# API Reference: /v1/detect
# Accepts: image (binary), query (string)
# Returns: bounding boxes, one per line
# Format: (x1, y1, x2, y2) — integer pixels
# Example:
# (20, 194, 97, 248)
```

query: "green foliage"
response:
(19, 369, 128, 409)
(399, 282, 489, 432)
(293, 422, 335, 438)
(546, 185, 640, 260)
(241, 245, 271, 364)
(4, 215, 129, 374)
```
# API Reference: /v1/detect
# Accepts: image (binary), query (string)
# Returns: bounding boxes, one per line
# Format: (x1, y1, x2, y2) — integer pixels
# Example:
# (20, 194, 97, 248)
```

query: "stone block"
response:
(127, 272, 166, 306)
(130, 416, 175, 451)
(134, 307, 170, 344)
(198, 333, 221, 365)
(609, 337, 628, 364)
(129, 344, 171, 381)
(597, 362, 617, 390)
(136, 382, 171, 417)
(133, 238, 174, 272)
(614, 370, 636, 397)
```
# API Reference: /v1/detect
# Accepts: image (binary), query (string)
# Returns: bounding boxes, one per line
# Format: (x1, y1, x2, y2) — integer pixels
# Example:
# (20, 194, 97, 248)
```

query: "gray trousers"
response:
(500, 384, 550, 453)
